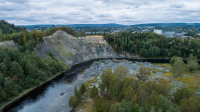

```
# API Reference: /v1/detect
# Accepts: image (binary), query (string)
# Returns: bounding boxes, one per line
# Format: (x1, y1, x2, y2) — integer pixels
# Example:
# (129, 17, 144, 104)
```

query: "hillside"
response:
(0, 40, 18, 48)
(34, 30, 133, 67)
(21, 23, 125, 28)
(0, 20, 26, 35)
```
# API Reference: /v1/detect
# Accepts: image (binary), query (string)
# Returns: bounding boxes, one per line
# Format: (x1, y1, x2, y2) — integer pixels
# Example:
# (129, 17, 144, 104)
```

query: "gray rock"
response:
(183, 75, 190, 77)
(156, 72, 163, 75)
(60, 92, 65, 96)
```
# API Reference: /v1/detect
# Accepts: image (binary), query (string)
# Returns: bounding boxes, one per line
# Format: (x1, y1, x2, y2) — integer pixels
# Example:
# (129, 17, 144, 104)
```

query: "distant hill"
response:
(20, 23, 200, 29)
(0, 20, 26, 35)
(20, 23, 125, 28)
(130, 23, 200, 27)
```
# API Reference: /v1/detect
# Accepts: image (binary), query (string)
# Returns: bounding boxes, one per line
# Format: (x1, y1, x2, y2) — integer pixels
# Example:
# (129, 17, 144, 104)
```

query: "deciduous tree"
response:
(137, 66, 151, 81)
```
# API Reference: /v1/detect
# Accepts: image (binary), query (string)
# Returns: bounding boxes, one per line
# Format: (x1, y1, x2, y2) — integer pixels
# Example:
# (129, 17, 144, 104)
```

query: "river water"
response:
(6, 59, 170, 112)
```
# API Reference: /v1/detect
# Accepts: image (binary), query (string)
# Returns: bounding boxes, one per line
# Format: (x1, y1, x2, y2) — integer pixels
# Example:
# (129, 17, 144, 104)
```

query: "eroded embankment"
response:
(34, 30, 136, 67)
(0, 40, 18, 49)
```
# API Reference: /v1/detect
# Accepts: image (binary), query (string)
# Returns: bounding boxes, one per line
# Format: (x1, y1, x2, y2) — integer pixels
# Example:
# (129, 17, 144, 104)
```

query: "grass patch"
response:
(153, 63, 172, 70)
(85, 75, 99, 89)
(163, 72, 171, 76)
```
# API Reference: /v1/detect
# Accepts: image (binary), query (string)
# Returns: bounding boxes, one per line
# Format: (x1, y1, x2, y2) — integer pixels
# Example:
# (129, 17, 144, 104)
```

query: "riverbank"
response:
(0, 58, 113, 112)
(2, 58, 200, 112)
(0, 57, 184, 111)
(0, 69, 67, 111)
(74, 61, 200, 112)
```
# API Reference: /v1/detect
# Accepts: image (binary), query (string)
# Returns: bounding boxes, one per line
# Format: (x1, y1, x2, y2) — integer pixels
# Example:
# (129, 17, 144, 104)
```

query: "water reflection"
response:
(8, 62, 89, 112)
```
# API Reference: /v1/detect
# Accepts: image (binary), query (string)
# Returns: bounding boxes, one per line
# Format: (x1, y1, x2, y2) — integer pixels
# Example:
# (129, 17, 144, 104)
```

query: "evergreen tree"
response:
(120, 100, 134, 112)
(79, 84, 86, 95)
(109, 102, 125, 112)
(68, 95, 78, 110)
(74, 86, 81, 102)
(90, 85, 99, 99)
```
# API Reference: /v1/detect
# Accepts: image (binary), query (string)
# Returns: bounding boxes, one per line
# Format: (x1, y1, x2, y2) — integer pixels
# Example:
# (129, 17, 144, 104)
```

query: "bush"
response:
(68, 95, 78, 109)
(187, 60, 198, 71)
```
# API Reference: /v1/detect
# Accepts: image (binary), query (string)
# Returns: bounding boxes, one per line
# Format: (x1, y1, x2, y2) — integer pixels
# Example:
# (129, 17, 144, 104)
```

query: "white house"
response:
(154, 29, 162, 35)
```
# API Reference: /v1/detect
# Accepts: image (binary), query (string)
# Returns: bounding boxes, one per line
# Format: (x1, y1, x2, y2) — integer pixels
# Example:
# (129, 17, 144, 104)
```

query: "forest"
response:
(0, 21, 70, 104)
(0, 20, 26, 35)
(69, 58, 200, 112)
(104, 32, 200, 58)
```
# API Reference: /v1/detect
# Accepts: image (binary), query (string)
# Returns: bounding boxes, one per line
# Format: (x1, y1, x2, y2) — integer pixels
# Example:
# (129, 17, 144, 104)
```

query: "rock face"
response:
(0, 40, 18, 49)
(34, 30, 126, 67)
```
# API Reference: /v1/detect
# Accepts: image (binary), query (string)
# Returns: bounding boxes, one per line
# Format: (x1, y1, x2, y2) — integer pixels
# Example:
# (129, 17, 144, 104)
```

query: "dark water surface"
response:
(6, 60, 95, 112)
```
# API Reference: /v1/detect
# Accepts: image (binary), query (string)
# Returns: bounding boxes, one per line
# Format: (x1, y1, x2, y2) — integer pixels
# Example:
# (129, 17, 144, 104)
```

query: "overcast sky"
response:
(0, 0, 200, 25)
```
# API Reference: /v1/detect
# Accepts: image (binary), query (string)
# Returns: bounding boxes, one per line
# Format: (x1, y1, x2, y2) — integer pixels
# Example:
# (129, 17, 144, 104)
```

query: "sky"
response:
(0, 0, 200, 25)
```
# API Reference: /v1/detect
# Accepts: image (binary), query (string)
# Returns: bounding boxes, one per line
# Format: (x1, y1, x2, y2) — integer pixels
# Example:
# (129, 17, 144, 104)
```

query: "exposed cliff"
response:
(0, 40, 18, 49)
(34, 30, 130, 67)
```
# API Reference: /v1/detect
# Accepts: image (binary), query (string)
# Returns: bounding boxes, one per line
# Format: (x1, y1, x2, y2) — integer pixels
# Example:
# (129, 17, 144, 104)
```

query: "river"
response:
(4, 59, 170, 112)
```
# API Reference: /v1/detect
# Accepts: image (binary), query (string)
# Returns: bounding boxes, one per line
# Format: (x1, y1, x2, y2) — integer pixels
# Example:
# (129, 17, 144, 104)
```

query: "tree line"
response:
(0, 20, 26, 35)
(104, 31, 200, 58)
(0, 21, 70, 104)
(0, 48, 66, 102)
(44, 25, 86, 37)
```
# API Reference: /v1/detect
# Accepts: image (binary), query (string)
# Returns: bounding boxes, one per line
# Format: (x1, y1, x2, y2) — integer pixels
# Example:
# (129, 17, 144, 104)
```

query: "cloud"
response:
(170, 3, 185, 8)
(0, 0, 200, 25)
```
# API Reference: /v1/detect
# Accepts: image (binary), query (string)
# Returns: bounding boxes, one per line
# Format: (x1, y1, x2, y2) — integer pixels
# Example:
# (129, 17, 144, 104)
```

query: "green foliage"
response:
(170, 56, 182, 65)
(136, 66, 151, 81)
(74, 86, 81, 103)
(147, 91, 159, 109)
(171, 59, 185, 79)
(90, 85, 99, 99)
(137, 84, 149, 106)
(122, 76, 138, 90)
(73, 65, 198, 112)
(109, 102, 125, 112)
(79, 84, 86, 95)
(94, 98, 109, 112)
(100, 68, 112, 93)
(179, 96, 200, 112)
(150, 107, 156, 112)
(112, 66, 130, 79)
(186, 54, 197, 64)
(158, 95, 179, 112)
(104, 31, 200, 58)
(120, 99, 134, 112)
(123, 86, 135, 101)
(173, 87, 192, 104)
(187, 60, 198, 71)
(44, 26, 85, 37)
(0, 20, 26, 35)
(110, 76, 122, 98)
(185, 31, 196, 37)
(155, 79, 172, 97)
(0, 48, 66, 103)
(186, 54, 198, 71)
(133, 104, 140, 112)
(68, 95, 78, 109)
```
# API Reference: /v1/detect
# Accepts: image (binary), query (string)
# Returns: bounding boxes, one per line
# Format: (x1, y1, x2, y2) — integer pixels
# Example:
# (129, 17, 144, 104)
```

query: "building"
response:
(164, 31, 175, 37)
(85, 32, 92, 34)
(153, 29, 162, 34)
(181, 36, 193, 39)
